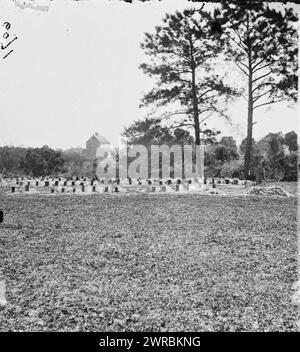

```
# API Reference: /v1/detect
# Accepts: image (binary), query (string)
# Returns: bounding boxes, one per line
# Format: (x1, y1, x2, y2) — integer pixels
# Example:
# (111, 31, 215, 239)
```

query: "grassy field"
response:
(0, 190, 298, 331)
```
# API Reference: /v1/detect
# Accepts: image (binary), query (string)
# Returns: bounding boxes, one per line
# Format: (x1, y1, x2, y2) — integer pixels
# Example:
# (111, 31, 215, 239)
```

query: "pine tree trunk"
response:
(189, 37, 200, 146)
(191, 67, 200, 146)
(244, 49, 253, 179)
(244, 79, 253, 179)
(194, 107, 200, 146)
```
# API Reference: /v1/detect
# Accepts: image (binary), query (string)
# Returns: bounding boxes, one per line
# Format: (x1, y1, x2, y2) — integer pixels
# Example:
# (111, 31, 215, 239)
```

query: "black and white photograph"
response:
(0, 0, 299, 343)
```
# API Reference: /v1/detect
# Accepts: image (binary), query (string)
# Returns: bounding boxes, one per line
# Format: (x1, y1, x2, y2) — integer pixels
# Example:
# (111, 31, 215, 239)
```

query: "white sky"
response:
(0, 0, 298, 149)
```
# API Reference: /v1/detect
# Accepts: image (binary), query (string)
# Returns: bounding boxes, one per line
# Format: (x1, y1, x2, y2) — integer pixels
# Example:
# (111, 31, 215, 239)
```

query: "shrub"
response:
(220, 160, 244, 179)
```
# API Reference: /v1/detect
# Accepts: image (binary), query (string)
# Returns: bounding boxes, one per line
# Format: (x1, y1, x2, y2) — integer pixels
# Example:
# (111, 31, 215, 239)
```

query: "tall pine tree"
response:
(210, 2, 298, 178)
(139, 8, 238, 146)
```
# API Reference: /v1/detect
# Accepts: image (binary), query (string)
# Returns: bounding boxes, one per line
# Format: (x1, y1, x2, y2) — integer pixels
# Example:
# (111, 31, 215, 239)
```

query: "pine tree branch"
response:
(251, 56, 257, 64)
(234, 61, 249, 76)
(252, 82, 277, 94)
(198, 94, 219, 104)
(198, 108, 215, 115)
(252, 70, 273, 84)
(190, 3, 205, 14)
(196, 89, 215, 102)
(253, 98, 286, 110)
(199, 113, 213, 124)
(225, 17, 248, 52)
(160, 111, 191, 120)
(236, 58, 249, 71)
(252, 89, 273, 103)
(170, 123, 195, 129)
(207, 104, 231, 122)
(226, 32, 248, 53)
(164, 50, 191, 63)
(231, 27, 248, 52)
(193, 50, 215, 63)
(174, 69, 193, 74)
(252, 62, 272, 74)
(241, 93, 248, 102)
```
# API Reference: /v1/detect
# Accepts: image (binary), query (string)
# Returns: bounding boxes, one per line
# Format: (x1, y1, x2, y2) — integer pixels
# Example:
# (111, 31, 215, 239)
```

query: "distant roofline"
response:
(87, 134, 110, 144)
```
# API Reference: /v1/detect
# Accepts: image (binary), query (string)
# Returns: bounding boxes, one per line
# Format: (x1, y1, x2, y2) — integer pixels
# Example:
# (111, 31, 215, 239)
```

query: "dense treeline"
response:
(122, 117, 298, 181)
(0, 146, 94, 178)
(0, 146, 64, 177)
(204, 131, 298, 181)
(0, 130, 298, 181)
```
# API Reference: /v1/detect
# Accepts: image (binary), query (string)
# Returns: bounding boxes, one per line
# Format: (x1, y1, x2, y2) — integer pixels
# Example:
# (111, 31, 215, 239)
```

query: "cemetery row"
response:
(1, 176, 255, 195)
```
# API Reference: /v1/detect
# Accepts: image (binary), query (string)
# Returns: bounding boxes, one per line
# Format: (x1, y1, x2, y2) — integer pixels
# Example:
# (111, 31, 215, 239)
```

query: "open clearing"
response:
(0, 187, 298, 331)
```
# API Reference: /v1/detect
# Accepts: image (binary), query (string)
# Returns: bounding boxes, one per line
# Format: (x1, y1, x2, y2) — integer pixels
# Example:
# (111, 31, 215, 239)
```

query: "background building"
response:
(85, 132, 110, 160)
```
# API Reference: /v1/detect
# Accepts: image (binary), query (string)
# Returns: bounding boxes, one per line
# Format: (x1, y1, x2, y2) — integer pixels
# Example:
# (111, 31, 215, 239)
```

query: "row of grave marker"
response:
(13, 177, 217, 186)
(11, 184, 191, 193)
(8, 177, 253, 194)
(3, 173, 243, 186)
(11, 184, 105, 192)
